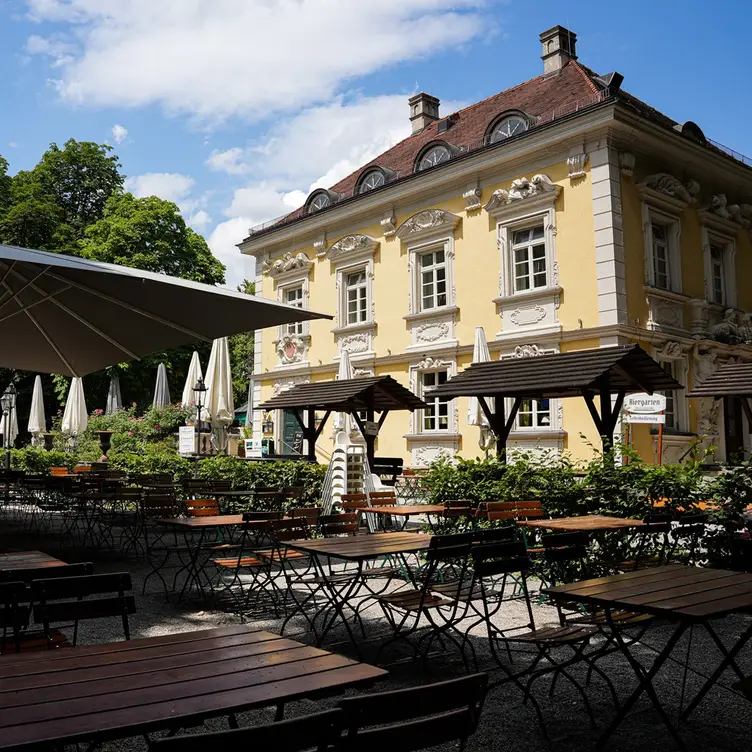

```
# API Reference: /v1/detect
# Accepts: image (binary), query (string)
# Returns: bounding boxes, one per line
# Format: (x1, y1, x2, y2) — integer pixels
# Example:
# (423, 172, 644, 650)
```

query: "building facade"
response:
(239, 26, 752, 467)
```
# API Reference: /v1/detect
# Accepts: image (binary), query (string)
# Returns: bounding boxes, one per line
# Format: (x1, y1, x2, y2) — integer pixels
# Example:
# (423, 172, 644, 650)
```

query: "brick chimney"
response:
(540, 25, 577, 74)
(409, 92, 440, 134)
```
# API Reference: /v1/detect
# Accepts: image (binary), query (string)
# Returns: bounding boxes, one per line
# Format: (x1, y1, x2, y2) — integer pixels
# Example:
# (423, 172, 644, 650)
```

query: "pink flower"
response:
(127, 431, 133, 437)
(132, 402, 137, 407)
(154, 424, 161, 430)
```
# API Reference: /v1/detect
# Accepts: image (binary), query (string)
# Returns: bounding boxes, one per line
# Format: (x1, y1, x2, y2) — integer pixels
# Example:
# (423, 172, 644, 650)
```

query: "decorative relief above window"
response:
(327, 234, 379, 262)
(484, 174, 560, 216)
(396, 209, 461, 242)
(261, 251, 314, 279)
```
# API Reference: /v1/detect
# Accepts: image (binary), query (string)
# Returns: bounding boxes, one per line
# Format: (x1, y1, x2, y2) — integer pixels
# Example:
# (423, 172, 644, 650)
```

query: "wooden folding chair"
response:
(151, 708, 344, 752)
(337, 673, 488, 752)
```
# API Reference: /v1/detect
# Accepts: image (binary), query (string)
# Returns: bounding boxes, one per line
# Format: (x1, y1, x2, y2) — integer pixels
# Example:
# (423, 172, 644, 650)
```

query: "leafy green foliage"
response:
(229, 280, 255, 407)
(79, 193, 225, 285)
(704, 462, 752, 565)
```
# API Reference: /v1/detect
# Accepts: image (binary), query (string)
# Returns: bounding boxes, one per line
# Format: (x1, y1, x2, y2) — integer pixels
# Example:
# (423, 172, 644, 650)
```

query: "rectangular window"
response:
(515, 398, 551, 430)
(651, 224, 670, 290)
(421, 370, 449, 431)
(710, 244, 725, 305)
(284, 286, 304, 335)
(345, 270, 368, 325)
(661, 360, 677, 430)
(512, 225, 546, 293)
(420, 249, 447, 311)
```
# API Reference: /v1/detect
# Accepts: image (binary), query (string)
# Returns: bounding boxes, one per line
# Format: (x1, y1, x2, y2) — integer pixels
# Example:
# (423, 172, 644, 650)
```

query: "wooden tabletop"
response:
(543, 564, 752, 621)
(286, 532, 433, 561)
(359, 505, 446, 516)
(0, 625, 386, 750)
(155, 515, 249, 529)
(516, 514, 645, 532)
(0, 551, 66, 573)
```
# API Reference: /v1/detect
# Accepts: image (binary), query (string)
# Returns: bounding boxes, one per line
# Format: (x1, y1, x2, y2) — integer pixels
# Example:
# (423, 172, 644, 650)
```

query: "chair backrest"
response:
(290, 507, 322, 526)
(32, 572, 136, 644)
(368, 490, 397, 507)
(49, 467, 70, 477)
(341, 493, 368, 511)
(484, 500, 544, 523)
(0, 581, 28, 645)
(0, 561, 93, 585)
(183, 479, 211, 497)
(270, 518, 309, 543)
(443, 499, 473, 518)
(320, 513, 359, 537)
(151, 709, 343, 752)
(337, 673, 488, 752)
(730, 537, 752, 573)
(253, 488, 284, 509)
(282, 486, 305, 501)
(243, 510, 284, 522)
(211, 479, 233, 492)
(185, 498, 220, 517)
(474, 527, 517, 544)
(141, 493, 182, 521)
(541, 531, 589, 562)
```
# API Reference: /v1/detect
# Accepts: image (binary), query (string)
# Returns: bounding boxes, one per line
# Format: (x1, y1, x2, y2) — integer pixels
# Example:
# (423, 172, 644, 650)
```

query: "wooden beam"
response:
(313, 410, 332, 442)
(504, 396, 524, 437)
(741, 397, 752, 430)
(582, 390, 604, 435)
(611, 364, 652, 395)
(377, 410, 389, 430)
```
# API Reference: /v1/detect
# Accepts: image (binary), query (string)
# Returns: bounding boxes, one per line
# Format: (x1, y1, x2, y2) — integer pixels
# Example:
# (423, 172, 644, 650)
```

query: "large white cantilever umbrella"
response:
(0, 244, 330, 376)
(332, 349, 353, 436)
(203, 337, 234, 454)
(28, 375, 46, 445)
(182, 351, 203, 424)
(467, 327, 495, 451)
(153, 363, 171, 407)
(61, 377, 87, 447)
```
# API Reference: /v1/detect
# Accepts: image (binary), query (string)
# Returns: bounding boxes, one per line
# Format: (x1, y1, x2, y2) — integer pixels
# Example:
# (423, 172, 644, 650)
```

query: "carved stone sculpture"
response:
(710, 308, 742, 344)
(484, 174, 556, 212)
(263, 252, 311, 277)
(640, 173, 695, 204)
(397, 209, 459, 238)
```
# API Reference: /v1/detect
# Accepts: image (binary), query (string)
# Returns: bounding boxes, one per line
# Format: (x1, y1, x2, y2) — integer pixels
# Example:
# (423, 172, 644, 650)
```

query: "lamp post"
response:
(1, 384, 17, 470)
(193, 376, 207, 478)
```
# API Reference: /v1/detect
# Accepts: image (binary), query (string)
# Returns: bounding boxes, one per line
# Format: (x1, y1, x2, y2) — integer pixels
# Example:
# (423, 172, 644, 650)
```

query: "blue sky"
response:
(1, 0, 750, 288)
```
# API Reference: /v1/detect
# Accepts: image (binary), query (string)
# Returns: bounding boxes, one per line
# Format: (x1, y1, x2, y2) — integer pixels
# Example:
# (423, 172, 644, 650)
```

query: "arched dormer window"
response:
(414, 141, 458, 173)
(486, 111, 530, 145)
(356, 166, 395, 194)
(305, 189, 340, 215)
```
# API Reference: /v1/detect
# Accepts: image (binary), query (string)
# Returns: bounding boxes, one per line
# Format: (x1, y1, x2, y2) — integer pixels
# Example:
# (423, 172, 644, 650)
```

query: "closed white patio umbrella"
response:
(106, 374, 123, 414)
(203, 338, 234, 453)
(28, 375, 46, 445)
(182, 351, 203, 424)
(332, 349, 354, 435)
(61, 377, 87, 446)
(467, 327, 495, 450)
(153, 363, 171, 407)
(0, 384, 18, 449)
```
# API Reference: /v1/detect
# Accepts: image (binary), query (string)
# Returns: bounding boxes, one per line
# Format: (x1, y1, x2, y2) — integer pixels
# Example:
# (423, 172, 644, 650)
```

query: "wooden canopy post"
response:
(291, 407, 331, 462)
(478, 394, 522, 462)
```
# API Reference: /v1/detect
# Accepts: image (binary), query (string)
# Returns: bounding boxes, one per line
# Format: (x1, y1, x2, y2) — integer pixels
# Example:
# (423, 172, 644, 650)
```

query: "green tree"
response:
(0, 156, 11, 218)
(79, 193, 225, 285)
(230, 280, 256, 407)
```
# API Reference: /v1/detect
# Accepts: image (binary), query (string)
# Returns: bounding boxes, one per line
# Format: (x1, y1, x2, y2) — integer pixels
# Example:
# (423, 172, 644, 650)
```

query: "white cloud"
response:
(111, 123, 128, 143)
(187, 209, 212, 231)
(24, 0, 493, 121)
(25, 33, 76, 66)
(208, 217, 256, 289)
(125, 172, 195, 204)
(206, 147, 248, 175)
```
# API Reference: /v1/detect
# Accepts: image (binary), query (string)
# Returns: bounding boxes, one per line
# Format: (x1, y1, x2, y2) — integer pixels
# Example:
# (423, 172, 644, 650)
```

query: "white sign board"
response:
(623, 393, 667, 414)
(178, 426, 195, 455)
(625, 413, 665, 424)
(245, 439, 263, 458)
(363, 420, 379, 437)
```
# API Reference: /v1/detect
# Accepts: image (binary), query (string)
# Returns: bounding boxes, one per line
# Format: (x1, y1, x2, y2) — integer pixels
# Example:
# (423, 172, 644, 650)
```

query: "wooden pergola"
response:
(428, 344, 683, 458)
(687, 361, 752, 427)
(257, 376, 426, 465)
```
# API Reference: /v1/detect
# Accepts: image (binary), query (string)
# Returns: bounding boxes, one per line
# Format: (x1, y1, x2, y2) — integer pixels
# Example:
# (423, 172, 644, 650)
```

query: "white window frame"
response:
(335, 261, 373, 329)
(655, 350, 689, 433)
(282, 285, 305, 335)
(511, 223, 548, 293)
(701, 225, 736, 308)
(514, 397, 554, 432)
(407, 237, 455, 315)
(408, 357, 458, 436)
(328, 234, 378, 333)
(418, 246, 449, 312)
(344, 268, 368, 325)
(642, 204, 683, 293)
(420, 369, 451, 433)
(497, 206, 558, 299)
(275, 273, 310, 341)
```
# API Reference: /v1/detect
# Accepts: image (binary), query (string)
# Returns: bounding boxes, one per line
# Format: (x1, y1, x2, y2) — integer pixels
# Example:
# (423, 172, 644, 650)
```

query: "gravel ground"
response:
(1, 524, 751, 752)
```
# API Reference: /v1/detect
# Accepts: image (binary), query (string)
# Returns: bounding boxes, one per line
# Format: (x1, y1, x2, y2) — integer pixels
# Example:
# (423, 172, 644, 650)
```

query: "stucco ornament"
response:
(738, 312, 752, 344)
(263, 252, 311, 277)
(416, 356, 450, 370)
(657, 340, 683, 360)
(273, 334, 308, 365)
(705, 194, 752, 228)
(397, 209, 459, 238)
(641, 173, 696, 204)
(328, 234, 374, 259)
(484, 174, 555, 212)
(510, 344, 547, 359)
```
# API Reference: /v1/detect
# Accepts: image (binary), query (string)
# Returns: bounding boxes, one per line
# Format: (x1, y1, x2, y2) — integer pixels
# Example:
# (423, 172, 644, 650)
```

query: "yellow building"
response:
(238, 26, 752, 467)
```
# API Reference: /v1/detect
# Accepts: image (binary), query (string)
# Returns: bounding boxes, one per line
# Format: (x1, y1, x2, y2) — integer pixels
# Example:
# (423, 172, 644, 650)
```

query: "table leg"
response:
(177, 528, 207, 601)
(680, 618, 752, 720)
(597, 610, 689, 751)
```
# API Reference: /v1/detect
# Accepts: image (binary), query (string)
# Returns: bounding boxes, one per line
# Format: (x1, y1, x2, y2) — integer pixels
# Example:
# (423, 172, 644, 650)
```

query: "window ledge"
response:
(494, 286, 562, 305)
(404, 306, 459, 323)
(404, 433, 462, 441)
(331, 321, 377, 335)
(509, 430, 567, 440)
(644, 286, 691, 303)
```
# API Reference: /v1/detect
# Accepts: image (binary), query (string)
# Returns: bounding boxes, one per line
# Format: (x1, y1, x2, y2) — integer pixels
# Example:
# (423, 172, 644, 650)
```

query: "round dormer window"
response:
(308, 192, 331, 214)
(358, 170, 386, 194)
(490, 115, 528, 143)
(417, 145, 452, 171)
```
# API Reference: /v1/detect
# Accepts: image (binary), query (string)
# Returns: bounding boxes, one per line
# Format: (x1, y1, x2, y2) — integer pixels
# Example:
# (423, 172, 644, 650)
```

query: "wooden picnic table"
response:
(516, 514, 645, 532)
(0, 551, 66, 573)
(0, 624, 386, 751)
(359, 505, 446, 531)
(543, 565, 752, 750)
(283, 532, 433, 655)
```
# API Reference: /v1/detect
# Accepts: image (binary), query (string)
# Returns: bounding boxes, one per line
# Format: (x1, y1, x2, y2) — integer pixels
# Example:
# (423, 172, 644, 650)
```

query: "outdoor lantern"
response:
(192, 376, 208, 478)
(262, 415, 274, 434)
(1, 383, 16, 469)
(1, 383, 17, 414)
(193, 376, 207, 404)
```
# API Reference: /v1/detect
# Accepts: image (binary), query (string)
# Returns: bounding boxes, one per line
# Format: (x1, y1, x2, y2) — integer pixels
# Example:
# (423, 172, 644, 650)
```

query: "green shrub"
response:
(10, 448, 74, 474)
